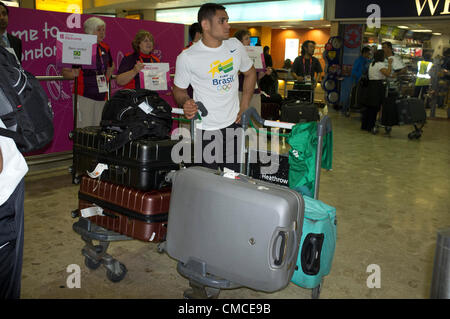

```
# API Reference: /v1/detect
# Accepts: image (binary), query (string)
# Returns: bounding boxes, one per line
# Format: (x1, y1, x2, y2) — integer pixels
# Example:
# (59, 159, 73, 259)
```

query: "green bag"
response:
(287, 121, 333, 197)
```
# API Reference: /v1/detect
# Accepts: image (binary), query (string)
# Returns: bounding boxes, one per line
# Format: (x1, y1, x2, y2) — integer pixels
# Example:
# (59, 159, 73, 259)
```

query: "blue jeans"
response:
(0, 178, 25, 299)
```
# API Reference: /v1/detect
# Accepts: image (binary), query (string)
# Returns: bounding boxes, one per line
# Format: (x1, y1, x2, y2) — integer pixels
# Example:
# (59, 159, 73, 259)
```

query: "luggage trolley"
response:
(69, 104, 207, 283)
(159, 107, 333, 299)
(71, 214, 131, 283)
(373, 78, 426, 140)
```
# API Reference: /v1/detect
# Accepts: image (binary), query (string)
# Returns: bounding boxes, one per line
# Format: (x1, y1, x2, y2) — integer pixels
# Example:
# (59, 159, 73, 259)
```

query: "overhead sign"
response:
(156, 0, 325, 24)
(335, 0, 450, 19)
(36, 0, 82, 13)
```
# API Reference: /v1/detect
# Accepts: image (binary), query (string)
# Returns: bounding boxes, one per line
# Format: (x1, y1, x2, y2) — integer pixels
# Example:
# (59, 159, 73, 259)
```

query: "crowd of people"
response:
(347, 41, 450, 133)
(2, 0, 449, 299)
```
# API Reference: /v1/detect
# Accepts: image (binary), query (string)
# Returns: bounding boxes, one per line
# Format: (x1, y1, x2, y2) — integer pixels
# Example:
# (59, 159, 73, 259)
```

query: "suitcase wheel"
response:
(157, 243, 165, 254)
(85, 257, 101, 270)
(311, 278, 324, 299)
(106, 262, 127, 283)
(408, 131, 422, 140)
(371, 126, 379, 135)
(72, 175, 81, 185)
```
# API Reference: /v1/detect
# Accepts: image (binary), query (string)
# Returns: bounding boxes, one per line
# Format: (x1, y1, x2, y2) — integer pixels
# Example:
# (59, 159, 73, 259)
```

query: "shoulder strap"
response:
(0, 127, 22, 143)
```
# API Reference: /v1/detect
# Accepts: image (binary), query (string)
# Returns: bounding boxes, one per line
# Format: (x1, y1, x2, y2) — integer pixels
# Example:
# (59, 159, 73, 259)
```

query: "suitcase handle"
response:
(274, 231, 288, 266)
(301, 233, 324, 276)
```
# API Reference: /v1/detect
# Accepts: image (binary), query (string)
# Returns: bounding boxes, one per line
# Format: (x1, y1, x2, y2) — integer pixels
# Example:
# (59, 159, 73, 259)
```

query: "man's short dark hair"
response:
(361, 47, 371, 55)
(189, 22, 202, 41)
(198, 3, 226, 25)
(301, 40, 316, 56)
(382, 41, 393, 51)
(0, 1, 9, 15)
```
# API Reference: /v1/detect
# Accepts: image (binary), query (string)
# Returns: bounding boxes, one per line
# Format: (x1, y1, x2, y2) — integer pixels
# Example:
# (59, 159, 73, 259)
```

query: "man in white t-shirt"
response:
(0, 118, 28, 299)
(173, 3, 256, 172)
(382, 41, 406, 91)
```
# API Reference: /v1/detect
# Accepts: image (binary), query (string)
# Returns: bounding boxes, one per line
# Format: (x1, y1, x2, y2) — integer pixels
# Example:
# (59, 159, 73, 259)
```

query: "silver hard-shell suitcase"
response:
(165, 166, 304, 293)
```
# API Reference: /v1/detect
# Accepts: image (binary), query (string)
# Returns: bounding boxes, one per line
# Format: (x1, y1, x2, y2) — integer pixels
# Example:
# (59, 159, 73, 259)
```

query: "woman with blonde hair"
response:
(61, 17, 114, 128)
(116, 30, 160, 89)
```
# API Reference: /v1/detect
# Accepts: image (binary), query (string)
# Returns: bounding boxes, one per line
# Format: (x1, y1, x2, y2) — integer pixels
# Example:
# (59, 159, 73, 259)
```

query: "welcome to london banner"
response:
(7, 7, 185, 155)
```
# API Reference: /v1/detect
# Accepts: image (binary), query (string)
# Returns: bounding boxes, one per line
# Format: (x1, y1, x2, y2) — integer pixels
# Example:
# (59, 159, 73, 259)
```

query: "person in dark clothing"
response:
(116, 30, 160, 89)
(263, 46, 273, 68)
(291, 40, 323, 86)
(186, 22, 202, 48)
(360, 49, 392, 132)
(260, 45, 280, 104)
(351, 47, 371, 84)
(0, 2, 22, 62)
(0, 118, 28, 299)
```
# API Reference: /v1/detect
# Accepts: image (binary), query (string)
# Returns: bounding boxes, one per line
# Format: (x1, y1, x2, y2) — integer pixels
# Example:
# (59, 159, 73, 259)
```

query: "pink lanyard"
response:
(303, 57, 312, 75)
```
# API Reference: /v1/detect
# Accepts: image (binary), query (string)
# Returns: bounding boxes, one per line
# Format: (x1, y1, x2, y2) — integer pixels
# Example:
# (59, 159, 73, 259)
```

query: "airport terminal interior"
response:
(22, 106, 449, 299)
(1, 0, 449, 299)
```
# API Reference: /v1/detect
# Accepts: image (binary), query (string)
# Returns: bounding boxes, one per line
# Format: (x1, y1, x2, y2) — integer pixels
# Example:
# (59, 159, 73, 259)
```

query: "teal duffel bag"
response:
(291, 195, 337, 290)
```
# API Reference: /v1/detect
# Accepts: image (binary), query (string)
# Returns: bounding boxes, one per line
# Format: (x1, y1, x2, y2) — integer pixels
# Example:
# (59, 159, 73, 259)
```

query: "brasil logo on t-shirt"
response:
(209, 58, 235, 92)
(209, 58, 233, 77)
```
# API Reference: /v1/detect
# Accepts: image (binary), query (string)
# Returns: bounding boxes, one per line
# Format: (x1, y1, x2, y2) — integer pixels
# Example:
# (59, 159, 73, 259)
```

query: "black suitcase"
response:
(72, 126, 182, 190)
(396, 97, 427, 125)
(381, 90, 399, 126)
(289, 82, 314, 103)
(261, 102, 281, 121)
(280, 101, 319, 123)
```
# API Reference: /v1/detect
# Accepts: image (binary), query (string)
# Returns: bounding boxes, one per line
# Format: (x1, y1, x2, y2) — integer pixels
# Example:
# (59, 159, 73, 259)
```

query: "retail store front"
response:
(331, 0, 450, 118)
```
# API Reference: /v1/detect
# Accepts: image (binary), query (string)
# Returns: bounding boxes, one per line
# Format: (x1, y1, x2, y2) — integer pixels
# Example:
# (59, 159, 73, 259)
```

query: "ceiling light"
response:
(323, 24, 331, 27)
(309, 27, 314, 29)
(432, 32, 442, 35)
(411, 29, 433, 32)
(398, 26, 409, 29)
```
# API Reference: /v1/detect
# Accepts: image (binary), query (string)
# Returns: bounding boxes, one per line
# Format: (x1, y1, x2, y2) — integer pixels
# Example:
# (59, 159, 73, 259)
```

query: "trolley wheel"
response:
(371, 127, 379, 135)
(311, 279, 324, 299)
(85, 257, 101, 270)
(72, 175, 81, 185)
(408, 131, 421, 140)
(385, 126, 392, 133)
(106, 262, 127, 283)
(157, 243, 165, 254)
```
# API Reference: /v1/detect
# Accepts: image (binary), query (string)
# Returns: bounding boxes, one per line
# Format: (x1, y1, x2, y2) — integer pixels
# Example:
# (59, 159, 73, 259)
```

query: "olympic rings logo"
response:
(216, 83, 233, 92)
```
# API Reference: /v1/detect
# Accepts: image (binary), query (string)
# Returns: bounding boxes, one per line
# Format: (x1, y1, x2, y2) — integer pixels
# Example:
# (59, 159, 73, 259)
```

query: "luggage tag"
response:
(80, 205, 104, 218)
(138, 100, 154, 114)
(223, 167, 240, 179)
(96, 75, 108, 93)
(87, 163, 108, 179)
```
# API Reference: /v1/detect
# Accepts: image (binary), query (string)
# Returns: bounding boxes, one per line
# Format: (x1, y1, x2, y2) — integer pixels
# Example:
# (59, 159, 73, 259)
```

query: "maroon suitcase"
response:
(78, 176, 170, 242)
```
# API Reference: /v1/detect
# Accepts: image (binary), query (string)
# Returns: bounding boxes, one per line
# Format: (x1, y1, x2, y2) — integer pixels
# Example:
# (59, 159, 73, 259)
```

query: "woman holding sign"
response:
(116, 30, 161, 89)
(61, 17, 114, 128)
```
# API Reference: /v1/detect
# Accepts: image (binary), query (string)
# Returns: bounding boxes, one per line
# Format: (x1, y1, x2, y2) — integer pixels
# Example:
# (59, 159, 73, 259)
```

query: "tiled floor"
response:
(20, 107, 449, 299)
